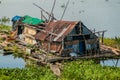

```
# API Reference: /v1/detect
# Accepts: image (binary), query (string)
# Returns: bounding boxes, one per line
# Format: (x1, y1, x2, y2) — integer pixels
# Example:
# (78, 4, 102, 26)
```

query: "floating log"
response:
(47, 57, 68, 63)
(26, 56, 47, 65)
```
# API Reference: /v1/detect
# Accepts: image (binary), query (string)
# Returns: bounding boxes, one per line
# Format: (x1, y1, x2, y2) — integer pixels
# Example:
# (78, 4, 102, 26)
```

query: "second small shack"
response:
(11, 15, 100, 57)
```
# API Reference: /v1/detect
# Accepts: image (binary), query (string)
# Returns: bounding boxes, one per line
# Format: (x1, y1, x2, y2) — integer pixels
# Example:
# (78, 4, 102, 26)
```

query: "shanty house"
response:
(12, 15, 100, 57)
(34, 21, 100, 56)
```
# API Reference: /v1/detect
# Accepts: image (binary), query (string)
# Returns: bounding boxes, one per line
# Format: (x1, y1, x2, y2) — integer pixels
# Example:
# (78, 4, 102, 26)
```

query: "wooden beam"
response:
(65, 40, 79, 45)
(24, 24, 58, 36)
(67, 30, 107, 37)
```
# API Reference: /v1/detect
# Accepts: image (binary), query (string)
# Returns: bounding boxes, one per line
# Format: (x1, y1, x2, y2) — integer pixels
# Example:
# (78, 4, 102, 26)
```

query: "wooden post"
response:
(41, 11, 43, 20)
(115, 59, 119, 67)
(62, 36, 64, 50)
(102, 32, 105, 44)
(83, 35, 87, 55)
(97, 32, 101, 55)
(48, 27, 53, 53)
(79, 22, 82, 34)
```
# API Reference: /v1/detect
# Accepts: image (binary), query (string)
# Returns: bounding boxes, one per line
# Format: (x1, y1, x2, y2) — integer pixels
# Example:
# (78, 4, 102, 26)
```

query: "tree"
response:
(0, 16, 10, 25)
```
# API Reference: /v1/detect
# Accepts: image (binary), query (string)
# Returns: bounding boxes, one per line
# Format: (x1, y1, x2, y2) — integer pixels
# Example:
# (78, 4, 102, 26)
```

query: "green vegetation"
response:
(0, 66, 57, 80)
(0, 25, 11, 32)
(0, 18, 120, 80)
(61, 60, 120, 80)
(0, 16, 11, 33)
(103, 37, 120, 49)
(0, 16, 10, 25)
(0, 60, 120, 80)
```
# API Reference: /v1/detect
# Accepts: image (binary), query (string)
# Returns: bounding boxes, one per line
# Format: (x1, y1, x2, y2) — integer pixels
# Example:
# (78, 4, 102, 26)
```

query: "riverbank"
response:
(0, 25, 120, 80)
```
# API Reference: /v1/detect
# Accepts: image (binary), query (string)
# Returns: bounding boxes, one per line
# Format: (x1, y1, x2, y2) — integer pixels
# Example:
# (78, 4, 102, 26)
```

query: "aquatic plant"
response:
(0, 66, 57, 80)
(61, 60, 120, 80)
(0, 60, 120, 80)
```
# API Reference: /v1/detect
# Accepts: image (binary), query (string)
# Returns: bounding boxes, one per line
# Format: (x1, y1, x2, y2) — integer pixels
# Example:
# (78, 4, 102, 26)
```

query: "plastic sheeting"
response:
(22, 15, 45, 25)
(12, 15, 22, 22)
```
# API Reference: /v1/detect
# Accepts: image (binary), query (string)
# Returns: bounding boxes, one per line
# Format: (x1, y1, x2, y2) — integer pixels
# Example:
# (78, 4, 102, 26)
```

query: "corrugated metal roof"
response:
(36, 20, 78, 42)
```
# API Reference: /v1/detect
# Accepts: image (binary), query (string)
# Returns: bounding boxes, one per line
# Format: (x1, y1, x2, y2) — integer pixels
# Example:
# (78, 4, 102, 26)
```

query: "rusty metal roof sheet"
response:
(37, 20, 78, 42)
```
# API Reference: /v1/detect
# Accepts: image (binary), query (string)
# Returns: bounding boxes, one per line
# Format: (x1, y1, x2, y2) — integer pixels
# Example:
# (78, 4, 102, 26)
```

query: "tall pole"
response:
(60, 0, 70, 20)
(41, 11, 43, 20)
(49, 0, 56, 21)
(33, 3, 57, 20)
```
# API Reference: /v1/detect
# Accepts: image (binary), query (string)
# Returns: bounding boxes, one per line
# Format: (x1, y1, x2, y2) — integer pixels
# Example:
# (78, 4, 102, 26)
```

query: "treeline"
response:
(0, 16, 10, 25)
(0, 16, 11, 32)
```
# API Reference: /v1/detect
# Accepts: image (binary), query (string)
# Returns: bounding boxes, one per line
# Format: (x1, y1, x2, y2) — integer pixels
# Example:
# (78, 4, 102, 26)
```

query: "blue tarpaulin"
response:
(12, 15, 22, 22)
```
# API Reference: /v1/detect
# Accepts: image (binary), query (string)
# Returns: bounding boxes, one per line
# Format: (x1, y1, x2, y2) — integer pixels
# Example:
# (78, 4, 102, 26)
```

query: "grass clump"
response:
(103, 37, 120, 49)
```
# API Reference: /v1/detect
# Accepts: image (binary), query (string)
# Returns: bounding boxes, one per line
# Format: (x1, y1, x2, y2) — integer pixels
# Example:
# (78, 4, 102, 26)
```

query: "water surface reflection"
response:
(100, 59, 120, 67)
(0, 53, 25, 68)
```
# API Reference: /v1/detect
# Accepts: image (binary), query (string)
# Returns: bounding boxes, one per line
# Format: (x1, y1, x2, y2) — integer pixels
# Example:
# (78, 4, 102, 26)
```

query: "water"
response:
(0, 52, 25, 68)
(0, 0, 120, 67)
(0, 50, 120, 68)
(100, 59, 120, 67)
(0, 0, 120, 37)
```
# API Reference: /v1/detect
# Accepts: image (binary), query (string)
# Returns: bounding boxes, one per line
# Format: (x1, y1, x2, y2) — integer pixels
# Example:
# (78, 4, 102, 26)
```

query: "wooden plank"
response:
(24, 33, 35, 39)
(67, 30, 107, 37)
(23, 27, 37, 36)
(65, 40, 79, 45)
(101, 45, 120, 55)
(85, 39, 98, 44)
(24, 37, 37, 44)
(24, 24, 58, 36)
